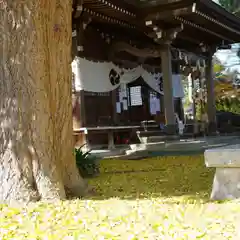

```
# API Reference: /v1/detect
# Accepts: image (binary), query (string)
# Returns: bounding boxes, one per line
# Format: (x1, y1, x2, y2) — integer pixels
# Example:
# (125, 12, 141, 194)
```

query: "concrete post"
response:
(205, 54, 217, 134)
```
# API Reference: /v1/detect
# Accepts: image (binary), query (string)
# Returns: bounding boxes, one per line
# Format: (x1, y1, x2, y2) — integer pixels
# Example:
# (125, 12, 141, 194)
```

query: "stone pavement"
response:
(90, 135, 240, 159)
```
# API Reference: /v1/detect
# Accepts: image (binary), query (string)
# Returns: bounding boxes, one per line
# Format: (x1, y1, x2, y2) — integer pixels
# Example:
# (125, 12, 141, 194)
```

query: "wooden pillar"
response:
(71, 59, 86, 128)
(157, 26, 183, 135)
(79, 90, 86, 127)
(72, 92, 80, 129)
(161, 44, 177, 134)
(191, 71, 197, 132)
(72, 24, 81, 129)
(175, 62, 185, 122)
(72, 18, 88, 129)
(205, 53, 217, 134)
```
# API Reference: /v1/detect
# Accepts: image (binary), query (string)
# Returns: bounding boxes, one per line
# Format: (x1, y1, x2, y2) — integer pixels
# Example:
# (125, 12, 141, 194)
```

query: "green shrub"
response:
(75, 145, 100, 178)
(216, 97, 240, 114)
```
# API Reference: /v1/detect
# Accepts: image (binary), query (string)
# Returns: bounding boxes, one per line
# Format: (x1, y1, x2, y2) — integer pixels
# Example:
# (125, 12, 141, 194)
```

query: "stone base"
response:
(207, 121, 217, 136)
(164, 124, 178, 135)
(211, 168, 240, 200)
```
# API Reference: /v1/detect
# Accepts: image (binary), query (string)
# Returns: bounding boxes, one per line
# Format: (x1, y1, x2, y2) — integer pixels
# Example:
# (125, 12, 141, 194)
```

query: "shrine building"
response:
(71, 0, 240, 149)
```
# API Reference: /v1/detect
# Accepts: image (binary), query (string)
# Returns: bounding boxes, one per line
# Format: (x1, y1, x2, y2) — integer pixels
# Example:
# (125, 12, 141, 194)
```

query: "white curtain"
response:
(72, 57, 184, 98)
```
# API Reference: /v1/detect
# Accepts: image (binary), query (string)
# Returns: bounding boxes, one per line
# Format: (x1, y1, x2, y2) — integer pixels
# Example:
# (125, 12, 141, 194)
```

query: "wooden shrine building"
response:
(71, 0, 240, 148)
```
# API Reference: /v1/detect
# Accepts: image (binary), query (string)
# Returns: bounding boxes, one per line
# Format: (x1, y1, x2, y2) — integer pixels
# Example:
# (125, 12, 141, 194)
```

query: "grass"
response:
(1, 155, 240, 239)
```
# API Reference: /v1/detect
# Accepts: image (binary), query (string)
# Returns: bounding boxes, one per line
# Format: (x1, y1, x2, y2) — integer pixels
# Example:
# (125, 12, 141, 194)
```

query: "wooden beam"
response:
(172, 43, 207, 58)
(177, 28, 218, 47)
(152, 25, 183, 45)
(177, 34, 203, 45)
(145, 5, 196, 21)
(110, 47, 205, 69)
(142, 0, 194, 19)
(79, 91, 86, 127)
(73, 1, 83, 18)
(180, 24, 217, 40)
(84, 0, 137, 17)
(109, 41, 162, 58)
(198, 0, 240, 31)
(175, 15, 235, 43)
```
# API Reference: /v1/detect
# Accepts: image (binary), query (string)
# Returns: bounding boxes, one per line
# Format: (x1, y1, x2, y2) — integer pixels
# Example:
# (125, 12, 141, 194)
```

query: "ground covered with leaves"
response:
(1, 155, 240, 239)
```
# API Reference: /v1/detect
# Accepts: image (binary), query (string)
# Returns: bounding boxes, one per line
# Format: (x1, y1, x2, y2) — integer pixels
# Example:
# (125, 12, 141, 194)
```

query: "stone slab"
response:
(204, 144, 240, 168)
(204, 144, 240, 200)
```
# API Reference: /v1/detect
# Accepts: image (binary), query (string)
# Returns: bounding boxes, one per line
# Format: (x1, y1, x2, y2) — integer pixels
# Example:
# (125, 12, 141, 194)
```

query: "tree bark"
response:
(0, 0, 87, 205)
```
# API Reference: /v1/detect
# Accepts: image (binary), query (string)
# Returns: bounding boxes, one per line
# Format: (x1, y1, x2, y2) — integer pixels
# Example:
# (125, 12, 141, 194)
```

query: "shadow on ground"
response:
(86, 155, 215, 203)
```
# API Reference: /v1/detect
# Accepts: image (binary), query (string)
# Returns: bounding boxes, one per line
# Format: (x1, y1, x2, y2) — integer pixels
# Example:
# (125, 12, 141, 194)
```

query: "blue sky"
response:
(213, 0, 240, 73)
(215, 44, 240, 71)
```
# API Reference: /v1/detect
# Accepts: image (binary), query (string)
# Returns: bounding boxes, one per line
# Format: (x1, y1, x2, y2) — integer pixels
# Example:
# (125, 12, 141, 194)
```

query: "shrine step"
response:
(136, 130, 179, 143)
(90, 148, 128, 158)
(129, 142, 165, 152)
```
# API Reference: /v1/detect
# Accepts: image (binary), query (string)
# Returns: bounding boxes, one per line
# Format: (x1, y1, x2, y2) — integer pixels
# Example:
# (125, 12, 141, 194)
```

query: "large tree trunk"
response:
(0, 0, 87, 205)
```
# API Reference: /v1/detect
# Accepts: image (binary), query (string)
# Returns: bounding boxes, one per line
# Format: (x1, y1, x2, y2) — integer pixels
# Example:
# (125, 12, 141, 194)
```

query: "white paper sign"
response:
(123, 99, 128, 110)
(155, 99, 160, 112)
(120, 84, 127, 97)
(150, 98, 157, 115)
(119, 92, 123, 102)
(116, 102, 121, 113)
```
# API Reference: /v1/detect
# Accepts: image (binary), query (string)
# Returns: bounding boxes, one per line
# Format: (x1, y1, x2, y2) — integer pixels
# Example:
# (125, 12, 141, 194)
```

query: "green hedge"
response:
(216, 98, 240, 114)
